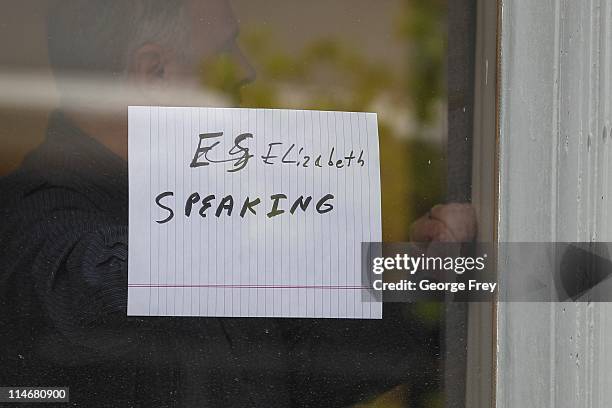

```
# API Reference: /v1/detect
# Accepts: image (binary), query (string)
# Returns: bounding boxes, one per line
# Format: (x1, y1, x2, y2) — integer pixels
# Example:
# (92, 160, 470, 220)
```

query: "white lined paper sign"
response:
(127, 106, 382, 319)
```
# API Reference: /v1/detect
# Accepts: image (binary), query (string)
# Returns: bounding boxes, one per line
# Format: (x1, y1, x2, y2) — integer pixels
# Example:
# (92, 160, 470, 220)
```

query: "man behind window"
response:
(0, 0, 474, 406)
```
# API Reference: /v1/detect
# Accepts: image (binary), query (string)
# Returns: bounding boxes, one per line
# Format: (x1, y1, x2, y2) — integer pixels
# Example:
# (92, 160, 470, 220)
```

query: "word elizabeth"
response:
(154, 192, 335, 224)
(190, 132, 365, 172)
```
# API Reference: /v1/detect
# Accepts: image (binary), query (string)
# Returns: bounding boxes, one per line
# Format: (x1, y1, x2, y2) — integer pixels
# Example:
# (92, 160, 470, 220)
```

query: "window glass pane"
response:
(0, 1, 452, 406)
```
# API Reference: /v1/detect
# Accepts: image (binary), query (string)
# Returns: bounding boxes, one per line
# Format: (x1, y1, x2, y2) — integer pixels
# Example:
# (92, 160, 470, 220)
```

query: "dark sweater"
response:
(0, 112, 437, 407)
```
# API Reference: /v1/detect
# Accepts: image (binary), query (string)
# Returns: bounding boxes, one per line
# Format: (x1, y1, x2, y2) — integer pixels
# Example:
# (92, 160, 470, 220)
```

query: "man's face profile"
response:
(125, 0, 254, 106)
(47, 0, 254, 116)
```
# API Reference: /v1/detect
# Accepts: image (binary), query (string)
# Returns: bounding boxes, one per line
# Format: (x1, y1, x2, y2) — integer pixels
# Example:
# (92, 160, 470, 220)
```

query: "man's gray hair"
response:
(47, 0, 188, 75)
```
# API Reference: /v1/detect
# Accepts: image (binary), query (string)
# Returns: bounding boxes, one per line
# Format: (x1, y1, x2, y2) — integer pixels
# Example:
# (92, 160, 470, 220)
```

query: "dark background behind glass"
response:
(0, 1, 448, 406)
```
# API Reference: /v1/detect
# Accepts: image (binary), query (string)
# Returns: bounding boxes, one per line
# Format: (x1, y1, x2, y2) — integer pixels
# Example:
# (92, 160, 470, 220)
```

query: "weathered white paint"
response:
(497, 0, 612, 407)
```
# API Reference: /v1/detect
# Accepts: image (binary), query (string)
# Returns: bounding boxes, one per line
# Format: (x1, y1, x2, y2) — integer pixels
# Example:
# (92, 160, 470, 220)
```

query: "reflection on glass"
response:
(0, 1, 447, 406)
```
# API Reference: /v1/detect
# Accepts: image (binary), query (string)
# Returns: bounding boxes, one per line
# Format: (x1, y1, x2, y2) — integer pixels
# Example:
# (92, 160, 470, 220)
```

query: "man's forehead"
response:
(187, 0, 237, 27)
(186, 0, 238, 46)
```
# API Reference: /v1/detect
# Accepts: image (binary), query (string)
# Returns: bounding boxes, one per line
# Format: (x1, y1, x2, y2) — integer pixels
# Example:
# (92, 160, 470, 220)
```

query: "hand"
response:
(409, 203, 477, 243)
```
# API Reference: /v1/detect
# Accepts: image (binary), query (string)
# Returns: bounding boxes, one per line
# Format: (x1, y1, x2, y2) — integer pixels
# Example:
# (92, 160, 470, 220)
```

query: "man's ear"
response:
(127, 43, 167, 84)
